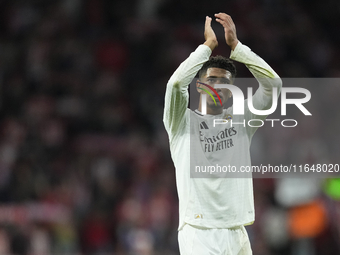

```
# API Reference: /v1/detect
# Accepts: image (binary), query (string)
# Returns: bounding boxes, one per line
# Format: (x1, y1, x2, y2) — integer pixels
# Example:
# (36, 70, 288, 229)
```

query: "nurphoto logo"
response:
(199, 82, 311, 127)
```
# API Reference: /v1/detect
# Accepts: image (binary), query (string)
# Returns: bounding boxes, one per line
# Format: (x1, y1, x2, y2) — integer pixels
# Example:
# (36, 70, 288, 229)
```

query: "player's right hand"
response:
(204, 16, 218, 51)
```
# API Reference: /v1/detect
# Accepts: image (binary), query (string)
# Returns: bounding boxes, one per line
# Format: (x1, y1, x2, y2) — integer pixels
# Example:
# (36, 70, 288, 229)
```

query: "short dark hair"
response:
(198, 55, 236, 79)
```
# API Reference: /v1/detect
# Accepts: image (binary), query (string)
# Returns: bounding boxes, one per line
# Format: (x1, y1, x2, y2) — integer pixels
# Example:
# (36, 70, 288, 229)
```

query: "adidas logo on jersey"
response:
(200, 121, 209, 130)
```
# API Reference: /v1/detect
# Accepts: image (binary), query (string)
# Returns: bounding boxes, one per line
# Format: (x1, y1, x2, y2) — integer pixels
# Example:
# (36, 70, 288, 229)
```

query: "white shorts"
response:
(178, 224, 252, 255)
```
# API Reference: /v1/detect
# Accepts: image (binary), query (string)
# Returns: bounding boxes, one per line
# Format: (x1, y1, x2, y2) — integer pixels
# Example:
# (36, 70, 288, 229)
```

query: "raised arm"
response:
(163, 17, 218, 138)
(215, 13, 282, 136)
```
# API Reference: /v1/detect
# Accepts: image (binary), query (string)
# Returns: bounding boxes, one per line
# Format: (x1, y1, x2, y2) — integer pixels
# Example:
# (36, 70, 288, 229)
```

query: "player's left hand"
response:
(204, 16, 218, 51)
(215, 13, 238, 50)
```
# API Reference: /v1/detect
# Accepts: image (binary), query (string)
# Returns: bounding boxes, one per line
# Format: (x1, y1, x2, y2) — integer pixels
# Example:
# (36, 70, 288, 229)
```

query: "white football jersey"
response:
(163, 41, 281, 230)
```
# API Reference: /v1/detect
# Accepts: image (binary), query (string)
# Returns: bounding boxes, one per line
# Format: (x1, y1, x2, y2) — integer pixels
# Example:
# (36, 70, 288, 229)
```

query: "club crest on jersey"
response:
(224, 114, 232, 121)
(194, 214, 203, 219)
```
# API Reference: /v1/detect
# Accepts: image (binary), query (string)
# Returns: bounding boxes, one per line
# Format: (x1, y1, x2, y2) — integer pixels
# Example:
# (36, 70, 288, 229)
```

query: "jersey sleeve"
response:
(163, 44, 212, 140)
(230, 41, 282, 138)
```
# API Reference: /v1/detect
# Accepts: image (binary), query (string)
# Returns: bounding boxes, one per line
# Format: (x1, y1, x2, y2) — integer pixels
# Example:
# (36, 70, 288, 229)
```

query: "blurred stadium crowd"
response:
(0, 0, 339, 254)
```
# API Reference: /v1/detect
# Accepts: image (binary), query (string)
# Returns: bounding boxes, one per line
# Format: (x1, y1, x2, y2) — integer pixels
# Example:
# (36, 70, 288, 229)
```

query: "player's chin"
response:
(208, 102, 223, 110)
